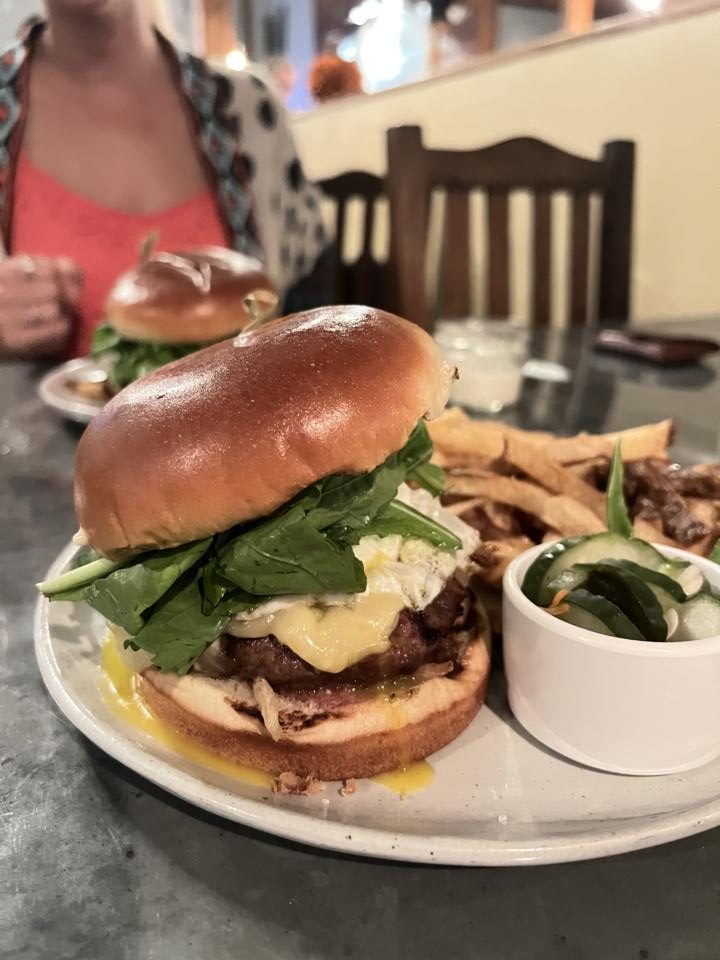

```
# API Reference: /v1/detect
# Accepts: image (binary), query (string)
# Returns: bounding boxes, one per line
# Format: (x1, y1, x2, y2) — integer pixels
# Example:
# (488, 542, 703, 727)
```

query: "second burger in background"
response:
(91, 246, 278, 392)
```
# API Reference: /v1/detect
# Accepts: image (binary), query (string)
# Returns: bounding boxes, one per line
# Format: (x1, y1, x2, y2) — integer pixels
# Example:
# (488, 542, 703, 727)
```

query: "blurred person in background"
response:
(0, 0, 325, 360)
(267, 56, 297, 105)
(308, 54, 363, 105)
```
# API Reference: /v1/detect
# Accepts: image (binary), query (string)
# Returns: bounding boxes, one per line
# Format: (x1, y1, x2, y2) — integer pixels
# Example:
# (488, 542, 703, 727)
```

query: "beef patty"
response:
(214, 577, 475, 688)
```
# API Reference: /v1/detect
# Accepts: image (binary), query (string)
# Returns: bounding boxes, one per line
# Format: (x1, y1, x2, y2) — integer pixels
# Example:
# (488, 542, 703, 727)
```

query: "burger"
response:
(91, 246, 277, 392)
(41, 306, 490, 783)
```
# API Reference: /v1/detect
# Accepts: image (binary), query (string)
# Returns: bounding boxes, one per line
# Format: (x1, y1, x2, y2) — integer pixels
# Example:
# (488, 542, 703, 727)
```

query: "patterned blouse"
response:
(0, 20, 325, 298)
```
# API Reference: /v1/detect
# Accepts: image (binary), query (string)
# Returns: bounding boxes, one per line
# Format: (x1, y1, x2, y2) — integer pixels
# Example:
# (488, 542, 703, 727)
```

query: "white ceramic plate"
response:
(35, 541, 720, 866)
(38, 358, 108, 424)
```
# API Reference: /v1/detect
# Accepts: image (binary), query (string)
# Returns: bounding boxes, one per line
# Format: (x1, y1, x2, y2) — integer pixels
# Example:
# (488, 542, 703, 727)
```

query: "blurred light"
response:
(357, 0, 406, 89)
(225, 46, 248, 71)
(446, 2, 469, 25)
(630, 0, 661, 9)
(416, 0, 432, 16)
(348, 0, 382, 26)
(337, 35, 359, 62)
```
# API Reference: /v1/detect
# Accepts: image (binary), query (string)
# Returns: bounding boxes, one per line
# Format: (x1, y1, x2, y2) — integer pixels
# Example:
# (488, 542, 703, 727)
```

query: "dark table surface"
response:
(3, 318, 720, 960)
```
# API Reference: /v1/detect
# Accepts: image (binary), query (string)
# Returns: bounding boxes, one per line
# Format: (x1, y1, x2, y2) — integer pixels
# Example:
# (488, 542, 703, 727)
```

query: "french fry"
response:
(541, 420, 674, 464)
(430, 423, 506, 461)
(474, 537, 534, 586)
(630, 518, 678, 547)
(541, 496, 605, 536)
(432, 407, 673, 465)
(445, 474, 550, 517)
(502, 433, 606, 517)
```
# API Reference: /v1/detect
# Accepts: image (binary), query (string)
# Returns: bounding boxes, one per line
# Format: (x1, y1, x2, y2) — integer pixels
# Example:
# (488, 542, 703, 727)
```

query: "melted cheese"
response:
(101, 635, 433, 795)
(100, 635, 272, 789)
(228, 592, 406, 673)
(372, 761, 435, 797)
(223, 484, 480, 674)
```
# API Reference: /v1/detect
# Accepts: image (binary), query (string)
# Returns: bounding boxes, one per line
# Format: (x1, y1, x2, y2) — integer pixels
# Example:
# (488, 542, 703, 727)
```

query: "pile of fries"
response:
(429, 408, 720, 611)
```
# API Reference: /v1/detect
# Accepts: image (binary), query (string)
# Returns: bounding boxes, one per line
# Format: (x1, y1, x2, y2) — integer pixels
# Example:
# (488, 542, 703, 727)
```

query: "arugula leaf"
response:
(606, 440, 633, 538)
(397, 421, 434, 473)
(130, 575, 256, 674)
(71, 547, 103, 568)
(407, 461, 445, 496)
(91, 324, 206, 389)
(218, 503, 366, 596)
(84, 538, 212, 634)
(710, 539, 720, 564)
(200, 561, 247, 614)
(39, 556, 125, 597)
(90, 323, 122, 355)
(317, 466, 405, 540)
(356, 499, 462, 551)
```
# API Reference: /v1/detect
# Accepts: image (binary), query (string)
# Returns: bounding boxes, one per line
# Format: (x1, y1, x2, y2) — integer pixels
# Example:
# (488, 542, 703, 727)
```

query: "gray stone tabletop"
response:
(3, 322, 720, 960)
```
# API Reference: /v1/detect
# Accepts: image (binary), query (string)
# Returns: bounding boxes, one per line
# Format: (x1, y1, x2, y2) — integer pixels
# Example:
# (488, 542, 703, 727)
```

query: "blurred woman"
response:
(0, 0, 324, 358)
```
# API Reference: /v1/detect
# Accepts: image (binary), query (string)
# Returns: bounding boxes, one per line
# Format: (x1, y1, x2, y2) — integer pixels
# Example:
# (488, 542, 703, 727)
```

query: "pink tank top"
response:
(11, 153, 229, 356)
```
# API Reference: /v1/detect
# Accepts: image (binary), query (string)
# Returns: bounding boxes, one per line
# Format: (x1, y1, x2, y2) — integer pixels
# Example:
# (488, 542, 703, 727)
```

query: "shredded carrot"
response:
(544, 603, 570, 618)
(549, 588, 570, 608)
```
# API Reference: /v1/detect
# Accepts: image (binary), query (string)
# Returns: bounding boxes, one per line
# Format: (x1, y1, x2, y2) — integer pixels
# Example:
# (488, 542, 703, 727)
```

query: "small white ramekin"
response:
(503, 543, 720, 775)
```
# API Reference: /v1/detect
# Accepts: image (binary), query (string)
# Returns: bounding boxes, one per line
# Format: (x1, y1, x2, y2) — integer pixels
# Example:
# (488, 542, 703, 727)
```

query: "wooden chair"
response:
(386, 125, 634, 331)
(318, 171, 390, 309)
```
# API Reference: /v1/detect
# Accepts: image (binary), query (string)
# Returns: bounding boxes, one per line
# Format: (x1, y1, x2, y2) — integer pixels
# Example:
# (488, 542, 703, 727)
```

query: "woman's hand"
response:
(0, 255, 83, 359)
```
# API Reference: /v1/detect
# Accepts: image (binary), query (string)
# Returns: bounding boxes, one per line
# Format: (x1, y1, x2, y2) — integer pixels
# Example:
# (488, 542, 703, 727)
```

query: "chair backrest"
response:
(318, 171, 389, 309)
(386, 125, 634, 331)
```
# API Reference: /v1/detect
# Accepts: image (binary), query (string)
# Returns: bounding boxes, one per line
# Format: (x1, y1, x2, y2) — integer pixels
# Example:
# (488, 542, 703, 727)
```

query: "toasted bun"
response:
(105, 247, 278, 344)
(75, 306, 453, 556)
(138, 628, 490, 781)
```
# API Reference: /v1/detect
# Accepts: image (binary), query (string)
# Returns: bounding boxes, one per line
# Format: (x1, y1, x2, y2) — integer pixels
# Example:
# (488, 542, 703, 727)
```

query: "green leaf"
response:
(357, 499, 462, 551)
(90, 323, 121, 355)
(318, 466, 405, 539)
(711, 539, 720, 564)
(91, 325, 207, 389)
(218, 502, 366, 596)
(200, 561, 245, 614)
(407, 461, 445, 496)
(84, 538, 212, 634)
(39, 556, 125, 597)
(396, 421, 434, 473)
(131, 575, 256, 674)
(606, 440, 633, 538)
(71, 547, 103, 569)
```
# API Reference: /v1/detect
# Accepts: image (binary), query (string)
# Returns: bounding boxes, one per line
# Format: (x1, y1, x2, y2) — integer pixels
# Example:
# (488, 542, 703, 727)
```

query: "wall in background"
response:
(292, 8, 720, 324)
(498, 5, 560, 48)
(0, 0, 40, 48)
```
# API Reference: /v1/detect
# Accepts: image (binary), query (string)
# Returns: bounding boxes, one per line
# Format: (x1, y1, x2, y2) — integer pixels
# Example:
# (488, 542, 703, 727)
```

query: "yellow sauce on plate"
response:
(100, 637, 272, 789)
(101, 636, 434, 797)
(372, 762, 435, 797)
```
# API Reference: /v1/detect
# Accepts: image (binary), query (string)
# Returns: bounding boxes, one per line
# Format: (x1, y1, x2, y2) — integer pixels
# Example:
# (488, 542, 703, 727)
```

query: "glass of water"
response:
(434, 319, 529, 413)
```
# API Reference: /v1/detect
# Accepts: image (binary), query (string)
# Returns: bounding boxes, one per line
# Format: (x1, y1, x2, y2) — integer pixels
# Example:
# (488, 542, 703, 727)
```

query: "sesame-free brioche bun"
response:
(75, 306, 454, 557)
(104, 247, 278, 344)
(138, 626, 490, 781)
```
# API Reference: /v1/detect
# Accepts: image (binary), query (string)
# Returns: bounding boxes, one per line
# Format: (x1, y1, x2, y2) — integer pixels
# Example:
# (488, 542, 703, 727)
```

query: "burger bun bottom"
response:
(138, 627, 490, 782)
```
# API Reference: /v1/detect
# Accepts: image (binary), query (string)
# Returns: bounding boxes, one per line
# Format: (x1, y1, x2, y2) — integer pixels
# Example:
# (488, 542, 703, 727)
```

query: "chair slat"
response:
(487, 189, 510, 317)
(362, 198, 376, 258)
(532, 191, 552, 327)
(442, 190, 471, 317)
(319, 171, 389, 309)
(569, 192, 590, 327)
